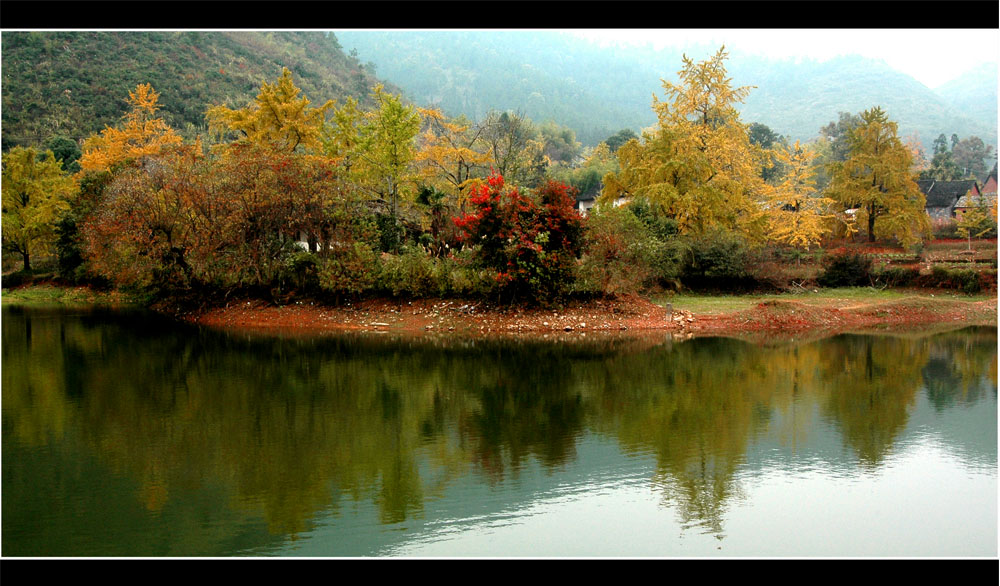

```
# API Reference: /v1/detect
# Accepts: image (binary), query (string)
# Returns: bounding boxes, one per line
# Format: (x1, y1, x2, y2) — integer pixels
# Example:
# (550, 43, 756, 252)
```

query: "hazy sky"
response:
(569, 29, 1000, 89)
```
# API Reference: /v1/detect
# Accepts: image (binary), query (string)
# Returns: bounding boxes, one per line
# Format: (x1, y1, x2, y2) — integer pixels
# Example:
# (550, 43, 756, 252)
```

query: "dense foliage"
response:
(3, 46, 995, 304)
(453, 174, 583, 304)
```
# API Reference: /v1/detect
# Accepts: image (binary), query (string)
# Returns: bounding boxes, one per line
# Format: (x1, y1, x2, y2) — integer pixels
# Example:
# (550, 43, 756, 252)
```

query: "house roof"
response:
(981, 163, 998, 193)
(982, 162, 998, 184)
(956, 193, 997, 209)
(918, 179, 978, 208)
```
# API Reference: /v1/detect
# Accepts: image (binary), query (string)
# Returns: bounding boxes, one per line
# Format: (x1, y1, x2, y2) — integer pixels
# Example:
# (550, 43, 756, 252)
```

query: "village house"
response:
(575, 192, 627, 215)
(954, 163, 998, 220)
(917, 179, 981, 219)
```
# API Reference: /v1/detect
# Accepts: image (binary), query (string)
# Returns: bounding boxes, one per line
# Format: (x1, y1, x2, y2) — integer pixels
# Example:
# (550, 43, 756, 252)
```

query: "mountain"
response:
(0, 31, 385, 151)
(334, 30, 657, 147)
(730, 53, 997, 150)
(335, 31, 997, 151)
(2, 30, 994, 157)
(933, 64, 999, 136)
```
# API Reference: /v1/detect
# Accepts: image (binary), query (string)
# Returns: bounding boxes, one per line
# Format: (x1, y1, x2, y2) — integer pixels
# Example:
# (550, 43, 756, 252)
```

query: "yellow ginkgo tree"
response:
(2, 147, 77, 272)
(206, 67, 333, 154)
(79, 83, 183, 173)
(825, 107, 930, 246)
(765, 141, 834, 251)
(600, 47, 768, 239)
(413, 109, 492, 209)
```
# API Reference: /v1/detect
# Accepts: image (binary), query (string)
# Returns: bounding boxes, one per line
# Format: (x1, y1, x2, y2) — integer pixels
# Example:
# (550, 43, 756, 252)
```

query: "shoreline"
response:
(179, 292, 998, 343)
(4, 284, 996, 343)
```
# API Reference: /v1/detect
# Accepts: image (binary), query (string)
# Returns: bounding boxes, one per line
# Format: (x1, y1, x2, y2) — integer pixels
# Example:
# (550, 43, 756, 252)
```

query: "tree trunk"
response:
(868, 205, 876, 243)
(21, 250, 30, 273)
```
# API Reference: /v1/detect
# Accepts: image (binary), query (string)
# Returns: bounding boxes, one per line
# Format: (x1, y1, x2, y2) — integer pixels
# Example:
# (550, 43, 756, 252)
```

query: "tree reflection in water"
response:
(2, 305, 996, 553)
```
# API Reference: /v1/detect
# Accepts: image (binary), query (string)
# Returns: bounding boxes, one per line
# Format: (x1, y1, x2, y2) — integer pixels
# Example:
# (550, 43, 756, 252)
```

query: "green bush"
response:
(924, 265, 984, 294)
(377, 246, 439, 298)
(375, 214, 405, 253)
(1, 271, 30, 289)
(818, 253, 873, 287)
(680, 231, 755, 290)
(317, 243, 381, 296)
(628, 197, 679, 241)
(872, 265, 921, 287)
(577, 205, 662, 295)
(278, 251, 320, 292)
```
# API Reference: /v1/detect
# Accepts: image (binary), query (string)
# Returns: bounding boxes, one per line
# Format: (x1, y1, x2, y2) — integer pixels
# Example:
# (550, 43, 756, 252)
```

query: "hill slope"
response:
(1, 31, 385, 151)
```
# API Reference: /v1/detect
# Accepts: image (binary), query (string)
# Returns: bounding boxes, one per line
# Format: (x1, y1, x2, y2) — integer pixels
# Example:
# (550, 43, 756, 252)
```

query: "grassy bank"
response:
(0, 283, 142, 307)
(654, 287, 997, 315)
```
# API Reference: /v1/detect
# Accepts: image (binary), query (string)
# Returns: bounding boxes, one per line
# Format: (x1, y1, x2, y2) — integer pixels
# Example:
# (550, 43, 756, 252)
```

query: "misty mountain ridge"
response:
(1, 30, 994, 159)
(336, 30, 997, 151)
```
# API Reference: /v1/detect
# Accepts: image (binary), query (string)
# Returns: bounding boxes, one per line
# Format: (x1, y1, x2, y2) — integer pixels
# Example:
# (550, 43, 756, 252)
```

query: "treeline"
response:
(3, 49, 997, 306)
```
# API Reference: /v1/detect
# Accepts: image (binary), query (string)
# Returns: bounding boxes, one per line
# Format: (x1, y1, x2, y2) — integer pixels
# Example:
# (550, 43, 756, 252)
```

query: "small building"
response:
(917, 179, 980, 219)
(954, 164, 998, 221)
(575, 192, 627, 215)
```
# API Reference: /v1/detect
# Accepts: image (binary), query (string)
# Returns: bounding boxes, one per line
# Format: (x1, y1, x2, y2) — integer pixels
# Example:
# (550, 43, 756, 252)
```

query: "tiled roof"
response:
(956, 193, 996, 209)
(918, 179, 978, 208)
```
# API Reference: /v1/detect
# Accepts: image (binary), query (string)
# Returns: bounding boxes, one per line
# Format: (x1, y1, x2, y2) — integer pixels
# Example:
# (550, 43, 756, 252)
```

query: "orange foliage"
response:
(79, 84, 183, 173)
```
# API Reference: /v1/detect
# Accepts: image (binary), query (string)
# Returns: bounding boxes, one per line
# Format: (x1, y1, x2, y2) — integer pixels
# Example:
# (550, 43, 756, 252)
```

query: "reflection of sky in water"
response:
(288, 388, 997, 558)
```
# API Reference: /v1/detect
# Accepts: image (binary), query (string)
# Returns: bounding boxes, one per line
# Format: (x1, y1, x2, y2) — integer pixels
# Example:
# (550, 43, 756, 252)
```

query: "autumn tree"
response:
(956, 195, 997, 249)
(481, 110, 547, 188)
(355, 84, 422, 223)
(413, 110, 492, 208)
(2, 147, 76, 272)
(206, 68, 333, 154)
(765, 141, 834, 251)
(600, 47, 767, 239)
(79, 83, 183, 173)
(826, 107, 930, 245)
(453, 173, 583, 304)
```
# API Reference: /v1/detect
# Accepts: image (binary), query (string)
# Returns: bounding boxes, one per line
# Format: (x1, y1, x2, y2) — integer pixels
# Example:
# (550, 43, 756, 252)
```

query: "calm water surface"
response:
(2, 305, 996, 557)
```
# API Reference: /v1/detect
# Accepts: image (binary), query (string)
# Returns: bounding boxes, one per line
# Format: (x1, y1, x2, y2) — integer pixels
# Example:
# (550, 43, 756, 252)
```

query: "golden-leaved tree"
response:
(79, 83, 183, 173)
(206, 68, 333, 154)
(413, 110, 492, 209)
(2, 147, 77, 271)
(826, 107, 930, 245)
(356, 84, 423, 221)
(765, 141, 834, 250)
(601, 47, 767, 238)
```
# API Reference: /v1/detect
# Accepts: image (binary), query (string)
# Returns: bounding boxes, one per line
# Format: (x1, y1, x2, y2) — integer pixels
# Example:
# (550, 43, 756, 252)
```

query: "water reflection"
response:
(2, 305, 996, 556)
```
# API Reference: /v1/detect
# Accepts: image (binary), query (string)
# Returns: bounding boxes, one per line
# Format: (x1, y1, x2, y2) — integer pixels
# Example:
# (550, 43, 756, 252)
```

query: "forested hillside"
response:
(335, 30, 997, 150)
(1, 31, 385, 151)
(934, 66, 999, 134)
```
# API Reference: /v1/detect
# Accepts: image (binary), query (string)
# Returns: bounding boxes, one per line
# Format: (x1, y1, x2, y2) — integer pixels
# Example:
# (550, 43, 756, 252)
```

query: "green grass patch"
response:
(651, 287, 995, 315)
(1, 284, 140, 307)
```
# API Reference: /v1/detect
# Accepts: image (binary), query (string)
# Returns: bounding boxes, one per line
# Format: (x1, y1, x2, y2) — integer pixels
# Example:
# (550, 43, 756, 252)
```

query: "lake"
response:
(2, 305, 996, 557)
